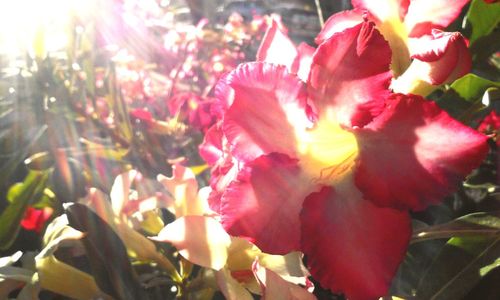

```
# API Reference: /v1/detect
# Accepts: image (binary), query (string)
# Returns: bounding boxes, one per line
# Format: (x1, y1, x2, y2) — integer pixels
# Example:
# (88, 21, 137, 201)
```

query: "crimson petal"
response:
(300, 186, 411, 300)
(220, 153, 318, 254)
(256, 19, 298, 71)
(315, 9, 364, 45)
(221, 62, 311, 162)
(355, 94, 488, 210)
(308, 22, 392, 127)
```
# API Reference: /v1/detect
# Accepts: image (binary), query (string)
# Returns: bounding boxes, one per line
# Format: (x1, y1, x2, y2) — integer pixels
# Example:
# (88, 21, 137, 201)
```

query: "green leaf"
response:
(449, 74, 500, 102)
(437, 74, 500, 120)
(415, 211, 500, 299)
(0, 125, 47, 185)
(36, 215, 108, 300)
(412, 211, 500, 243)
(107, 64, 133, 144)
(6, 183, 24, 203)
(0, 171, 47, 250)
(66, 203, 148, 300)
(480, 257, 500, 277)
(466, 0, 500, 45)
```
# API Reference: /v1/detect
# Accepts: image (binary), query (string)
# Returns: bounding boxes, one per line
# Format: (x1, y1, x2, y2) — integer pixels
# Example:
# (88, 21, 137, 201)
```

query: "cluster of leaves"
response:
(0, 0, 498, 299)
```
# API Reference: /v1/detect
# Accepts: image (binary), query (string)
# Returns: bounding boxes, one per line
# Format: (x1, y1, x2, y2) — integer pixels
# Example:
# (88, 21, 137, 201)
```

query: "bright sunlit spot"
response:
(0, 0, 95, 55)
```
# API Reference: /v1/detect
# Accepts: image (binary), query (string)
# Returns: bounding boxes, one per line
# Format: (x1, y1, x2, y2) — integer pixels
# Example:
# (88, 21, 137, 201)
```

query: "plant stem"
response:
(314, 0, 325, 28)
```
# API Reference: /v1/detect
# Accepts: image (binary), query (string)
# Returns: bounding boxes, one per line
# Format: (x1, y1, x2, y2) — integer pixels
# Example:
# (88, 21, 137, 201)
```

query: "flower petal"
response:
(199, 124, 224, 166)
(293, 42, 315, 82)
(258, 252, 309, 279)
(221, 62, 311, 162)
(215, 268, 254, 300)
(392, 31, 471, 96)
(404, 0, 470, 37)
(355, 94, 488, 210)
(151, 216, 231, 270)
(110, 169, 138, 215)
(352, 0, 410, 22)
(351, 0, 412, 75)
(300, 185, 411, 300)
(157, 164, 206, 217)
(227, 237, 262, 271)
(308, 21, 392, 127)
(410, 31, 471, 83)
(315, 9, 364, 44)
(253, 260, 317, 300)
(220, 153, 318, 254)
(256, 19, 298, 70)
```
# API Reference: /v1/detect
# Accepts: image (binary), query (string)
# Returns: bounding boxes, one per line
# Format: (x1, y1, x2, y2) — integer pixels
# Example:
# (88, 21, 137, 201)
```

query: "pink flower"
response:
(201, 21, 488, 299)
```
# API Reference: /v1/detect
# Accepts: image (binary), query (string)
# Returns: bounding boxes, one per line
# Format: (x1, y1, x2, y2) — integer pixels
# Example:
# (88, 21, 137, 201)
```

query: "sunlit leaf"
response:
(448, 74, 500, 102)
(437, 74, 499, 120)
(480, 257, 500, 276)
(36, 215, 107, 300)
(465, 0, 500, 45)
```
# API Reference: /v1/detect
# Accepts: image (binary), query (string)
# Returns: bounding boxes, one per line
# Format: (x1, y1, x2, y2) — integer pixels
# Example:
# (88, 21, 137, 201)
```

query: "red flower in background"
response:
(478, 110, 500, 136)
(200, 21, 488, 299)
(478, 109, 500, 177)
(168, 92, 216, 132)
(21, 206, 53, 233)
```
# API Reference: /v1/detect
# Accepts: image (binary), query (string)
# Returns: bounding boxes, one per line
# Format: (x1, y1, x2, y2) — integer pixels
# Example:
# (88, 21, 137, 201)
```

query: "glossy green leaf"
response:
(448, 74, 500, 102)
(0, 171, 47, 250)
(416, 211, 500, 299)
(437, 74, 499, 120)
(466, 0, 500, 45)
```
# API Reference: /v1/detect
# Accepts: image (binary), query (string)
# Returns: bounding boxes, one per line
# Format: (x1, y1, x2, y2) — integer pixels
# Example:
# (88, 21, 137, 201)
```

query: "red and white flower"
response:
(201, 21, 488, 299)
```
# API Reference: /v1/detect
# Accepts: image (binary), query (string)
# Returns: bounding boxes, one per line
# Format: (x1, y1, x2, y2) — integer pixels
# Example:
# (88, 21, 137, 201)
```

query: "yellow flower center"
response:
(296, 112, 359, 185)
